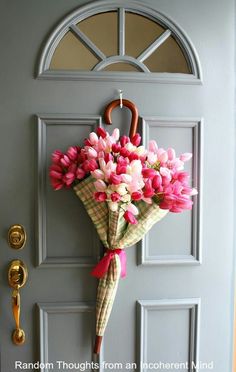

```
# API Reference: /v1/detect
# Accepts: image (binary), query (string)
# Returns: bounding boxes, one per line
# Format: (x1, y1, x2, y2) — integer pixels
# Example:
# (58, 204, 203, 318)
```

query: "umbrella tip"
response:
(93, 335, 103, 354)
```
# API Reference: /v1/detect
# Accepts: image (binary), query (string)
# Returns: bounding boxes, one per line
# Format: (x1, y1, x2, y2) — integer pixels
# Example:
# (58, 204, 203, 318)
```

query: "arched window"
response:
(38, 1, 202, 83)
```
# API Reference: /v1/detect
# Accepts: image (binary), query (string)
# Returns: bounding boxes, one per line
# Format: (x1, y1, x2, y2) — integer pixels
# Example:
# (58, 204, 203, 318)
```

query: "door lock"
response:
(8, 260, 28, 345)
(8, 224, 26, 250)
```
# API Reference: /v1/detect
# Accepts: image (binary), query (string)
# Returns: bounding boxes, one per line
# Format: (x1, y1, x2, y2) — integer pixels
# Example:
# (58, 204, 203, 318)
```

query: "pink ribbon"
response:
(91, 248, 126, 279)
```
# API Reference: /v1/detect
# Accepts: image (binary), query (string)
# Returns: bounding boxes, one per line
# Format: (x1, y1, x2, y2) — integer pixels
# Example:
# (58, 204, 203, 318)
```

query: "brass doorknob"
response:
(8, 225, 26, 250)
(8, 260, 28, 345)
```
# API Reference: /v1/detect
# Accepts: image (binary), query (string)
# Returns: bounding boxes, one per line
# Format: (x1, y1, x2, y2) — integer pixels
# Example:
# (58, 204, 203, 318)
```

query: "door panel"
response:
(0, 0, 234, 371)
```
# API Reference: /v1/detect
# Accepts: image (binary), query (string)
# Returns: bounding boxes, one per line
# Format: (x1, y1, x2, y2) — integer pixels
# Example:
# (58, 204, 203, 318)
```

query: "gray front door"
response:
(1, 1, 235, 371)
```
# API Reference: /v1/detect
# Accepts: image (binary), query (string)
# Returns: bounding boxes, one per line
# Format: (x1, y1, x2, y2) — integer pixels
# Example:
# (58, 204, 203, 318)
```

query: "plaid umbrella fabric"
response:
(74, 175, 168, 354)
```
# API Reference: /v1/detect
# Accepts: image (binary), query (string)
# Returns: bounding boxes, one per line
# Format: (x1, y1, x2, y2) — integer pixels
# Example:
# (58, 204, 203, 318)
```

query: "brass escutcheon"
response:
(8, 224, 26, 250)
(8, 260, 28, 290)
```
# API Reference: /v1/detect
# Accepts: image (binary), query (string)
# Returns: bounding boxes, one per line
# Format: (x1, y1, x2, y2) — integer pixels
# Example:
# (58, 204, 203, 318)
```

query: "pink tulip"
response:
(120, 136, 130, 147)
(116, 165, 127, 175)
(98, 151, 105, 159)
(170, 206, 183, 213)
(128, 152, 139, 161)
(124, 211, 137, 224)
(82, 159, 98, 172)
(121, 174, 132, 183)
(118, 156, 129, 166)
(94, 179, 107, 191)
(76, 168, 86, 180)
(110, 173, 122, 185)
(143, 180, 155, 198)
(77, 150, 87, 163)
(67, 146, 78, 161)
(112, 143, 121, 153)
(94, 192, 107, 202)
(142, 168, 156, 179)
(180, 153, 192, 162)
(52, 150, 63, 164)
(172, 181, 183, 195)
(49, 170, 62, 180)
(131, 133, 141, 146)
(160, 167, 171, 178)
(96, 127, 107, 138)
(159, 201, 171, 210)
(84, 139, 92, 146)
(86, 147, 97, 159)
(112, 128, 120, 141)
(50, 178, 64, 190)
(167, 148, 176, 161)
(152, 174, 162, 189)
(127, 203, 139, 216)
(60, 155, 71, 167)
(131, 191, 142, 201)
(111, 192, 121, 202)
(142, 197, 153, 204)
(147, 152, 157, 165)
(97, 138, 106, 151)
(120, 147, 130, 157)
(158, 150, 168, 163)
(104, 153, 113, 163)
(176, 172, 189, 183)
(143, 188, 155, 198)
(89, 132, 98, 145)
(91, 169, 104, 180)
(63, 172, 75, 186)
(148, 140, 158, 153)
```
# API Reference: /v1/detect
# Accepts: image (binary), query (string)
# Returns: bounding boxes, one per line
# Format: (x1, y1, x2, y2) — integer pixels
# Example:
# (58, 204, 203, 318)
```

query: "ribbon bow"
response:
(91, 248, 126, 279)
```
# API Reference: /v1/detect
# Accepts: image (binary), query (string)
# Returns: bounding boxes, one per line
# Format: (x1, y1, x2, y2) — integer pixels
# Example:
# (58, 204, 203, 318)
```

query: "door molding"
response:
(36, 114, 102, 268)
(137, 298, 201, 372)
(138, 117, 203, 266)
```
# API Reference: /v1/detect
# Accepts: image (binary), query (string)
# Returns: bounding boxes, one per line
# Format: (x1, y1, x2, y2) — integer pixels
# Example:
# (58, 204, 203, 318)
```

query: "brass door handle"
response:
(8, 260, 28, 345)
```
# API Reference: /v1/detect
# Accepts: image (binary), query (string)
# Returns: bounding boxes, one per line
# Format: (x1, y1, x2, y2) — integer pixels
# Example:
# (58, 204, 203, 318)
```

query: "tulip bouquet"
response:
(49, 126, 197, 354)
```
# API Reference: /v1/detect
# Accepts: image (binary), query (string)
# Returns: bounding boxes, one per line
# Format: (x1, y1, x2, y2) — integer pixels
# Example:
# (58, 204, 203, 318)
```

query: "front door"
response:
(1, 1, 235, 371)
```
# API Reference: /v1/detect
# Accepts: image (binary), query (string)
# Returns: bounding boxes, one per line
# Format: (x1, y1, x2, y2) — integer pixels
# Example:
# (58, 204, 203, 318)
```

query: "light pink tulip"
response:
(167, 148, 176, 161)
(112, 128, 120, 141)
(121, 174, 132, 183)
(148, 140, 158, 153)
(86, 147, 97, 159)
(94, 179, 107, 192)
(89, 132, 98, 145)
(180, 153, 192, 162)
(127, 203, 139, 216)
(91, 169, 104, 180)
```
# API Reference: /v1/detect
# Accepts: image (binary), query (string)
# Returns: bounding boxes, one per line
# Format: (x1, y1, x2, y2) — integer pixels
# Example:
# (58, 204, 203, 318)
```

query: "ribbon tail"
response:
(119, 250, 127, 278)
(91, 254, 112, 278)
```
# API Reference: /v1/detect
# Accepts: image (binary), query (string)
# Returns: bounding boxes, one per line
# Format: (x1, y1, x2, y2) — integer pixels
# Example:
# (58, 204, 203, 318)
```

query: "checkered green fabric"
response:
(74, 175, 168, 336)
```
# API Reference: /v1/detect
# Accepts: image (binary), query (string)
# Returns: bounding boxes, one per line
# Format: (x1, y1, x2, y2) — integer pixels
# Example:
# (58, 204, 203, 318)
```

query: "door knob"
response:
(8, 224, 26, 250)
(8, 260, 28, 345)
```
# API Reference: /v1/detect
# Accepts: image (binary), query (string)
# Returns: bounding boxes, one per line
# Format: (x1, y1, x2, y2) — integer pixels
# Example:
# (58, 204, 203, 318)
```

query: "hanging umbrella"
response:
(74, 100, 168, 354)
(49, 98, 197, 355)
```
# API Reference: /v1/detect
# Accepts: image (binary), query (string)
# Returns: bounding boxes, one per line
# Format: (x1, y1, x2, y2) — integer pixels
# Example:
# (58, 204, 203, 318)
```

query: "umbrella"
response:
(74, 100, 168, 354)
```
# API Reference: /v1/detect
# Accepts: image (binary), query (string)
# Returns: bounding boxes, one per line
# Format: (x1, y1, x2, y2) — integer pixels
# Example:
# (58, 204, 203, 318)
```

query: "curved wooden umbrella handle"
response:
(104, 99, 139, 138)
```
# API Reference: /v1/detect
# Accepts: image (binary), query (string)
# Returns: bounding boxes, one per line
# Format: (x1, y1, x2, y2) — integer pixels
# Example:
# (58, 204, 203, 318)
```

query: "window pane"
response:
(125, 12, 165, 58)
(145, 35, 190, 73)
(50, 31, 99, 70)
(79, 11, 117, 57)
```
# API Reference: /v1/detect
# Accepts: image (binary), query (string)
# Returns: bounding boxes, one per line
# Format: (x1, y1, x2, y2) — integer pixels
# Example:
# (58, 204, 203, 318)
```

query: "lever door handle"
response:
(8, 260, 28, 345)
